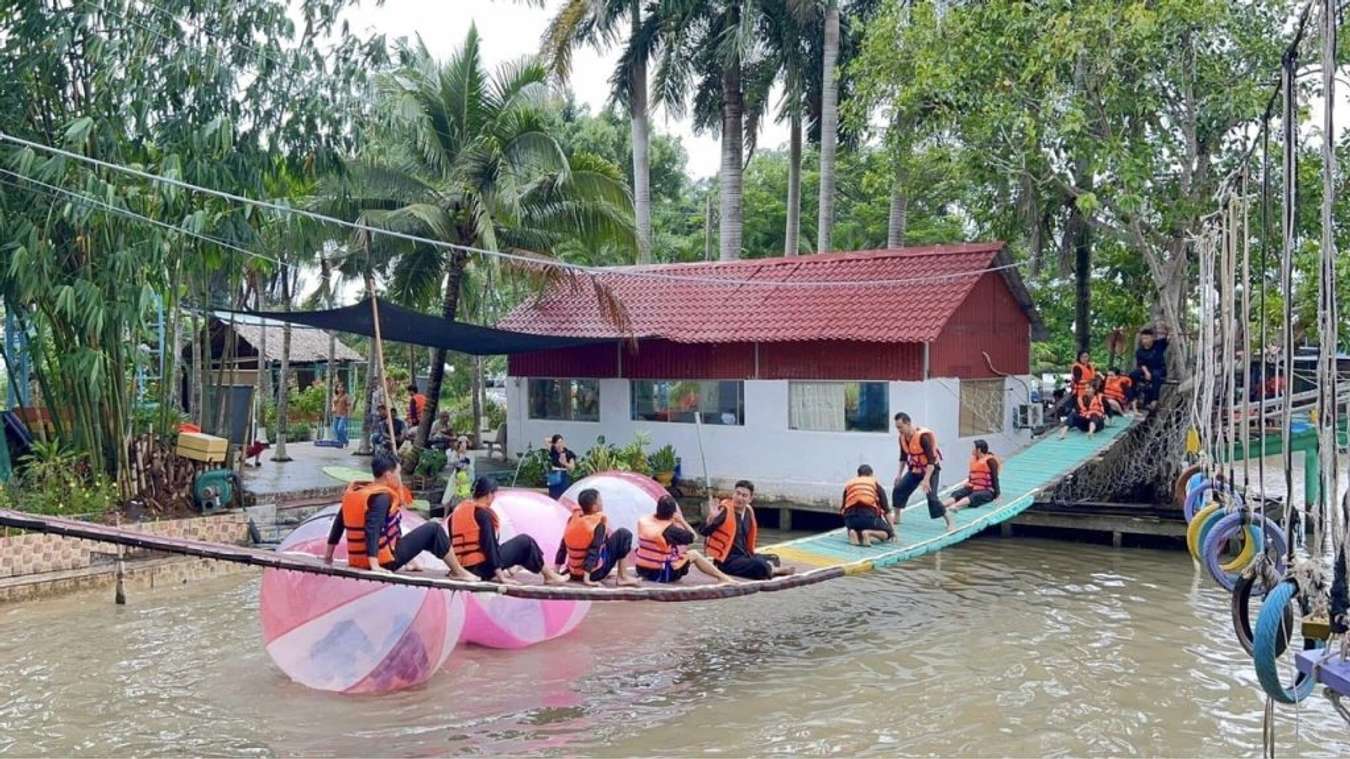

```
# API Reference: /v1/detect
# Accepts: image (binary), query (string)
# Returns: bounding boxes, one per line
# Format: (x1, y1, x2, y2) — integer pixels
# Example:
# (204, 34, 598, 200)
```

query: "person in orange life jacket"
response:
(1100, 367, 1132, 417)
(1060, 384, 1107, 438)
(698, 480, 795, 580)
(553, 488, 639, 587)
(323, 451, 478, 580)
(406, 384, 428, 428)
(841, 464, 893, 547)
(449, 477, 568, 585)
(941, 439, 1001, 530)
(634, 495, 737, 584)
(891, 412, 945, 527)
(1055, 350, 1097, 420)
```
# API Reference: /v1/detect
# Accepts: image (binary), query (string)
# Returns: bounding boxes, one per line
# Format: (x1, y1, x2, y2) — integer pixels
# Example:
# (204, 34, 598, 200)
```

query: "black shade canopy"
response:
(230, 298, 608, 356)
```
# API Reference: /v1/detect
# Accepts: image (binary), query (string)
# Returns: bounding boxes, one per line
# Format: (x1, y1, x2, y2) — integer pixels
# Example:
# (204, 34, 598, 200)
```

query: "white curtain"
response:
(790, 382, 845, 431)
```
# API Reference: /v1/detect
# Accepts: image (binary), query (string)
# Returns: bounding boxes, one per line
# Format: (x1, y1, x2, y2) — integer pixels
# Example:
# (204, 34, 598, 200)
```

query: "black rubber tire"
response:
(1232, 568, 1292, 658)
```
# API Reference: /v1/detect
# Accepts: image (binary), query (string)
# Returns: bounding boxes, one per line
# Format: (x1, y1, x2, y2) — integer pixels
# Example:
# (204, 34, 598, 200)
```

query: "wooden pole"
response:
(113, 515, 126, 605)
(366, 268, 398, 450)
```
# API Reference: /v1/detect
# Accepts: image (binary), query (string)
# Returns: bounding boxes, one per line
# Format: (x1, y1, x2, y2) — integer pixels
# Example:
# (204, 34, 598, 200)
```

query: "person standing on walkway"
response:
(331, 383, 351, 447)
(891, 412, 945, 531)
(547, 434, 577, 500)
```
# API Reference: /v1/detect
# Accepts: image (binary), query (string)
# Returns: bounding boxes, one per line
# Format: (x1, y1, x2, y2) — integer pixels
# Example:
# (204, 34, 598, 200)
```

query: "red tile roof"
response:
(498, 242, 1036, 344)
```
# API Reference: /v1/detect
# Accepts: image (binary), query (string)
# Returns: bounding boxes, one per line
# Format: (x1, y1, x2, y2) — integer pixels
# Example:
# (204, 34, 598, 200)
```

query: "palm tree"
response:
(540, 0, 664, 264)
(815, 1, 840, 253)
(333, 28, 635, 447)
(657, 0, 763, 261)
(758, 1, 814, 256)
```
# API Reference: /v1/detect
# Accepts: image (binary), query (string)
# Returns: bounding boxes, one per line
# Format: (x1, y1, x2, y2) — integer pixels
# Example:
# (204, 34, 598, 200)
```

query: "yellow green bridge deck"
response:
(764, 419, 1138, 574)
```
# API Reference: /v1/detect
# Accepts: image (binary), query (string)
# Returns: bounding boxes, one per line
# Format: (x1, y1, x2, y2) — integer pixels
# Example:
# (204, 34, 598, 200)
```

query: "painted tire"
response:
(1185, 482, 1243, 523)
(1195, 506, 1234, 567)
(1253, 579, 1323, 704)
(1186, 503, 1222, 560)
(1202, 514, 1286, 591)
(1232, 565, 1293, 658)
(1174, 464, 1203, 506)
(1183, 482, 1211, 522)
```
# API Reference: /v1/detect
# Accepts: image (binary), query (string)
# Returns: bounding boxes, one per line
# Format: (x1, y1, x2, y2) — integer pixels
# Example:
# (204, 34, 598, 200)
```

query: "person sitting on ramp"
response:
(449, 478, 568, 585)
(698, 480, 795, 580)
(323, 450, 478, 581)
(841, 464, 893, 546)
(941, 439, 1001, 531)
(634, 495, 737, 585)
(554, 488, 640, 587)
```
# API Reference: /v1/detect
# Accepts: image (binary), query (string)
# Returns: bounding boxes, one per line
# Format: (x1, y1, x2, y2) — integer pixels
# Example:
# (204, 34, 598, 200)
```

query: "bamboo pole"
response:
(367, 275, 398, 450)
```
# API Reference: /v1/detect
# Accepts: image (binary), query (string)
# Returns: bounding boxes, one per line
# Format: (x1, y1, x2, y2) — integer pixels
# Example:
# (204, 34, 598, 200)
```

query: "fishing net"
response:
(1042, 389, 1193, 504)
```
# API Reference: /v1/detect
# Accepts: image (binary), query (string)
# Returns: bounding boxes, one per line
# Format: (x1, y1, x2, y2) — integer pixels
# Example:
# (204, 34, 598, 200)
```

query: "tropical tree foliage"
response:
(850, 0, 1296, 372)
(329, 28, 635, 446)
(0, 0, 381, 495)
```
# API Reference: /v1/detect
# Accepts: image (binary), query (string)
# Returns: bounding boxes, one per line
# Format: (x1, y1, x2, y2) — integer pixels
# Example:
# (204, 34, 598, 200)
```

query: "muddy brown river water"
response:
(1, 532, 1348, 756)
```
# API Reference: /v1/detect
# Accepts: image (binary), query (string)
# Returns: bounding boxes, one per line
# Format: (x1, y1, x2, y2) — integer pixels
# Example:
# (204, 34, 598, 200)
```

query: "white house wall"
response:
(506, 376, 1033, 508)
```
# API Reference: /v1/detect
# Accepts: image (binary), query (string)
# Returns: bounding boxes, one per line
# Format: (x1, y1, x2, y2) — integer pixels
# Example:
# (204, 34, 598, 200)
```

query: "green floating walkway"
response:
(766, 419, 1138, 573)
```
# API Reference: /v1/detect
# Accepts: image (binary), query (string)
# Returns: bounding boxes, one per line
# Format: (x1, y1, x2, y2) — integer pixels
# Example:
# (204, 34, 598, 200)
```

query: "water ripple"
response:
(0, 537, 1347, 755)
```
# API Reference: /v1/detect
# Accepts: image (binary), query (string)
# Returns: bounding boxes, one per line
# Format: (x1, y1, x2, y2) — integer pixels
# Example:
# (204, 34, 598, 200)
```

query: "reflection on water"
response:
(1, 536, 1347, 757)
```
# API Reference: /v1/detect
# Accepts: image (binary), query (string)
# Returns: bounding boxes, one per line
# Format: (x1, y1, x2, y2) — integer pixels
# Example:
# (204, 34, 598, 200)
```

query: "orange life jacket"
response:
(562, 512, 607, 578)
(705, 500, 757, 563)
(449, 498, 498, 568)
(841, 476, 885, 516)
(903, 427, 942, 470)
(1103, 374, 1131, 403)
(635, 515, 688, 571)
(340, 481, 404, 570)
(1072, 361, 1097, 397)
(1076, 393, 1105, 419)
(968, 453, 1000, 492)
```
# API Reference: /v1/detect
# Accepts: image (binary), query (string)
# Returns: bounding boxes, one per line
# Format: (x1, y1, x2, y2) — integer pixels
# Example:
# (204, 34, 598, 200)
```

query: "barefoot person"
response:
(323, 451, 477, 581)
(891, 412, 945, 530)
(698, 480, 795, 580)
(449, 478, 568, 585)
(555, 488, 639, 587)
(842, 465, 893, 546)
(1060, 385, 1106, 438)
(941, 440, 1001, 530)
(635, 495, 737, 584)
(1101, 367, 1132, 417)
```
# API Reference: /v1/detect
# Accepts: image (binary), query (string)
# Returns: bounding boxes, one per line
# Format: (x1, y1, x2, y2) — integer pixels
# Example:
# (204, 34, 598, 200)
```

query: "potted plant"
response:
(650, 444, 677, 487)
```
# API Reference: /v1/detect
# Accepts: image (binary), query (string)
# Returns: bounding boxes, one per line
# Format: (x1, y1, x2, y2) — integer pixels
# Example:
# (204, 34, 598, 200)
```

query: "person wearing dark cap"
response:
(448, 477, 568, 585)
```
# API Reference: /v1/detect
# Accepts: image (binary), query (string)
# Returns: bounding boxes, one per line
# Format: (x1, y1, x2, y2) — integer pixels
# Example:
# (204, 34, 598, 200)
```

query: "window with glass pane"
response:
(789, 382, 889, 432)
(958, 378, 1004, 436)
(527, 379, 600, 421)
(630, 380, 744, 425)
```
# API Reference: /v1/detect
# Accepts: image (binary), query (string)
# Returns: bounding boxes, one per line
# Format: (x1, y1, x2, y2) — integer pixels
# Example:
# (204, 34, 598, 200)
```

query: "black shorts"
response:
(843, 508, 894, 536)
(950, 487, 996, 507)
(716, 554, 774, 580)
(636, 562, 691, 583)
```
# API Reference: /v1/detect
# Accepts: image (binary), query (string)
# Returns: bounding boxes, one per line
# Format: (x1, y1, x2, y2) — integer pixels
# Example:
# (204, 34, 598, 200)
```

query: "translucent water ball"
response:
(460, 489, 591, 649)
(560, 471, 670, 542)
(260, 505, 465, 694)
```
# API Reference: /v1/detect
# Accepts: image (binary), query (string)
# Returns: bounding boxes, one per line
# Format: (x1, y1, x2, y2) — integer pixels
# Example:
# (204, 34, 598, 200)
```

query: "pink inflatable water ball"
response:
(260, 506, 465, 694)
(460, 489, 591, 649)
(560, 471, 669, 542)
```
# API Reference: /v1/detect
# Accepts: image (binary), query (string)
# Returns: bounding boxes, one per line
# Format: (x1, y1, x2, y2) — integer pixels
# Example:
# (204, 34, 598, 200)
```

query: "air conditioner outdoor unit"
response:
(1014, 403, 1043, 429)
